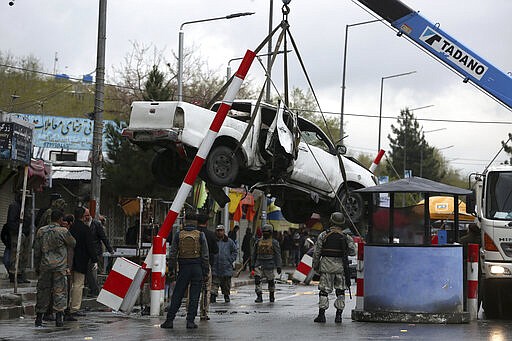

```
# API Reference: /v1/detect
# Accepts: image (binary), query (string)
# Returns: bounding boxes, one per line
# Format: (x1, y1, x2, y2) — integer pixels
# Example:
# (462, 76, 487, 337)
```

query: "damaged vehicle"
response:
(122, 100, 377, 223)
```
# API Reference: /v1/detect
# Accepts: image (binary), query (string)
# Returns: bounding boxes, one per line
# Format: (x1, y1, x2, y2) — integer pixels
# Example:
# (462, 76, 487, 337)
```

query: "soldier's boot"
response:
(186, 320, 198, 329)
(224, 295, 230, 303)
(160, 319, 173, 329)
(269, 292, 275, 303)
(255, 293, 263, 303)
(35, 313, 43, 327)
(314, 308, 326, 323)
(210, 294, 216, 303)
(55, 312, 64, 327)
(335, 309, 343, 324)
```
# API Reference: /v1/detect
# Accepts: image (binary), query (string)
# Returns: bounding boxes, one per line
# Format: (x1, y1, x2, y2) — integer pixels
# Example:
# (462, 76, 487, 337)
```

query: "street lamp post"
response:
(340, 19, 381, 142)
(378, 70, 416, 151)
(178, 12, 255, 102)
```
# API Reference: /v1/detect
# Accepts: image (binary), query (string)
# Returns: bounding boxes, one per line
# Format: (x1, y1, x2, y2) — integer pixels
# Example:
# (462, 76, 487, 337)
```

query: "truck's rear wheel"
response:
(151, 149, 188, 188)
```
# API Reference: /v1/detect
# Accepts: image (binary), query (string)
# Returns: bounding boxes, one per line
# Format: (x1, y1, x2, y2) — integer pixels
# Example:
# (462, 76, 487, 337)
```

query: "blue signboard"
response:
(13, 114, 119, 151)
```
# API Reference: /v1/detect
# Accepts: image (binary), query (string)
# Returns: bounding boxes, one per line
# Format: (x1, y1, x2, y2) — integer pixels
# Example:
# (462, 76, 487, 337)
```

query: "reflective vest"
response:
(178, 229, 201, 259)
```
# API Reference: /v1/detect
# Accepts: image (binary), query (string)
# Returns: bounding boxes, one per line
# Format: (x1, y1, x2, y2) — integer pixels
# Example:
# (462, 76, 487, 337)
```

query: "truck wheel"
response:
(151, 149, 188, 188)
(205, 145, 239, 186)
(482, 279, 501, 319)
(336, 188, 364, 223)
(280, 201, 313, 224)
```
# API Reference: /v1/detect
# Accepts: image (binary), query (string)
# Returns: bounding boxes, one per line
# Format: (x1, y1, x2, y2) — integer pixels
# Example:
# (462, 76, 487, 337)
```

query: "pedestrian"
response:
(291, 231, 301, 267)
(228, 224, 239, 243)
(211, 225, 237, 303)
(6, 192, 31, 283)
(36, 198, 66, 230)
(312, 212, 355, 324)
(86, 215, 114, 297)
(160, 211, 209, 330)
(241, 228, 253, 271)
(281, 230, 292, 266)
(125, 220, 139, 246)
(460, 223, 481, 246)
(251, 223, 281, 303)
(196, 212, 218, 321)
(33, 209, 76, 327)
(1, 221, 11, 279)
(68, 207, 97, 319)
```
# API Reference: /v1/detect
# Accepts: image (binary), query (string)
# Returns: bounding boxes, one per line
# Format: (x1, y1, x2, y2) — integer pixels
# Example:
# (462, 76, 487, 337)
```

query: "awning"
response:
(355, 177, 472, 195)
(52, 165, 91, 180)
(416, 196, 475, 222)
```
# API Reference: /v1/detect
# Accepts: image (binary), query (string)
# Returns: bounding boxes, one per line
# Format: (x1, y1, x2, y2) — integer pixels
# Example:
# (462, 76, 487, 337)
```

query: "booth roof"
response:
(354, 177, 472, 195)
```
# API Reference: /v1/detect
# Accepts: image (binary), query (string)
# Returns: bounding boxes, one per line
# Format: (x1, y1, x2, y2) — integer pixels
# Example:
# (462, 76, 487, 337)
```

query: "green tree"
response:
(143, 65, 171, 101)
(387, 108, 446, 181)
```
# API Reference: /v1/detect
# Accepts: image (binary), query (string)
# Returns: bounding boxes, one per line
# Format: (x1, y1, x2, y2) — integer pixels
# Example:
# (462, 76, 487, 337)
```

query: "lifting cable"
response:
(210, 1, 360, 235)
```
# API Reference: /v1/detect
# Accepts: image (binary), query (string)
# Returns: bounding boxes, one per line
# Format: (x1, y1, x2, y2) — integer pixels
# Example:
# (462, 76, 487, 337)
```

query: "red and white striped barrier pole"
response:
(143, 49, 256, 272)
(369, 149, 385, 173)
(150, 235, 166, 316)
(355, 241, 365, 310)
(467, 243, 479, 320)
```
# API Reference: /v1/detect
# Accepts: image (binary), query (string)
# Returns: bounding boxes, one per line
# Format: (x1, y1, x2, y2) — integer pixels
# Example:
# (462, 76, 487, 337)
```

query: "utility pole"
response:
(90, 0, 107, 219)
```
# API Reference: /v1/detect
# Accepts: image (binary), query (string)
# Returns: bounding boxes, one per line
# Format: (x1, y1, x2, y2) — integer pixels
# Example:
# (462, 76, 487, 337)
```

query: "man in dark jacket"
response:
(241, 228, 253, 271)
(197, 213, 218, 321)
(86, 216, 114, 296)
(68, 207, 97, 318)
(211, 225, 237, 303)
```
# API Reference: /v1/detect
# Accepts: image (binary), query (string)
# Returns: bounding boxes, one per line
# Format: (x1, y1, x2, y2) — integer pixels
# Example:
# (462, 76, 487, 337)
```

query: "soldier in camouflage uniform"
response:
(312, 212, 356, 324)
(37, 198, 66, 230)
(33, 209, 76, 327)
(251, 224, 282, 303)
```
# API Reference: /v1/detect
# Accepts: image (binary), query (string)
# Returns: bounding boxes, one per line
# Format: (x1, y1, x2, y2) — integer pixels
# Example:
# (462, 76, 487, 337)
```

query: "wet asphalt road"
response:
(1, 281, 511, 340)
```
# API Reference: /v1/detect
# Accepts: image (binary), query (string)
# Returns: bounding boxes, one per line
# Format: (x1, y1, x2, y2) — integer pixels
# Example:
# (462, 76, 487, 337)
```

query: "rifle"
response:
(234, 258, 250, 278)
(341, 237, 352, 299)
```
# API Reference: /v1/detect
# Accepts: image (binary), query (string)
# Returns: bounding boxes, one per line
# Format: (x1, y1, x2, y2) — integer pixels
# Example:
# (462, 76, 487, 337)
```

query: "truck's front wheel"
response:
(482, 279, 501, 319)
(205, 145, 240, 186)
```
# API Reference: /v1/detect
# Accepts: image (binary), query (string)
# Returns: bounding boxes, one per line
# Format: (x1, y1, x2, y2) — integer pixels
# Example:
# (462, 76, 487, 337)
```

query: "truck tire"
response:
(205, 145, 240, 186)
(280, 201, 313, 224)
(482, 279, 501, 319)
(151, 149, 188, 188)
(336, 188, 364, 223)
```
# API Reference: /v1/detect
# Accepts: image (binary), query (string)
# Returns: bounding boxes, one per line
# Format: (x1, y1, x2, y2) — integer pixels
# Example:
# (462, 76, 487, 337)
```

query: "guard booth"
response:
(351, 177, 474, 323)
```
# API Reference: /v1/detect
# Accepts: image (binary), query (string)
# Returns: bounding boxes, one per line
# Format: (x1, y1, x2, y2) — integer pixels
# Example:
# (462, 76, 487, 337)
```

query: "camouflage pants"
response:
(318, 272, 345, 311)
(212, 275, 231, 297)
(9, 231, 29, 274)
(36, 270, 68, 313)
(254, 267, 275, 294)
(199, 265, 211, 318)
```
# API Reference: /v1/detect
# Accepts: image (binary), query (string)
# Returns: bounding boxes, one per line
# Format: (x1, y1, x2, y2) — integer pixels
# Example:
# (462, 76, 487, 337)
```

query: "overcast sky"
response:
(1, 0, 511, 176)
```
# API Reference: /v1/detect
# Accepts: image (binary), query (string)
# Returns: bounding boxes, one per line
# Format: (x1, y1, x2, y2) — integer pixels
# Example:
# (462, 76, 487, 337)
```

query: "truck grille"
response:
(501, 243, 512, 257)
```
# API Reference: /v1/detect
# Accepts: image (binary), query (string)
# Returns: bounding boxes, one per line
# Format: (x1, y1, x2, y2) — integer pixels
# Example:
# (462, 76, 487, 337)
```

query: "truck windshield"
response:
(486, 171, 512, 220)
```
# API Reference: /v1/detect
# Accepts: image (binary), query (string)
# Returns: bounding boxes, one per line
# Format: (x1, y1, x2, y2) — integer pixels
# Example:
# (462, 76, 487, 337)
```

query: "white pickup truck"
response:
(122, 100, 377, 224)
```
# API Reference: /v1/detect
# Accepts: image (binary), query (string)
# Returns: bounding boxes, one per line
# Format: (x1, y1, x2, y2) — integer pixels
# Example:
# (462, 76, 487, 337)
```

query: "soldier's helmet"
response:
(261, 224, 273, 233)
(329, 212, 345, 226)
